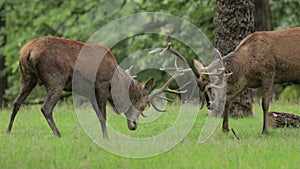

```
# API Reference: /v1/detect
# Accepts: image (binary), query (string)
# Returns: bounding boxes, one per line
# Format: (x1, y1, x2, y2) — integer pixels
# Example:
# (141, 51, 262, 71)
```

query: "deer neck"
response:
(108, 68, 143, 113)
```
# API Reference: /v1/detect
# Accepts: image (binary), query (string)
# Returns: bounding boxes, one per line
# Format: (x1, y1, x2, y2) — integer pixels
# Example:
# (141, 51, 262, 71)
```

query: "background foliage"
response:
(1, 0, 299, 103)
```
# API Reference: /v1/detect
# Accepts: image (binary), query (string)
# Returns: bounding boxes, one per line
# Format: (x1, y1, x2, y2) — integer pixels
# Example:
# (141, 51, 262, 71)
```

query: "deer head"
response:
(124, 77, 155, 130)
(194, 49, 230, 109)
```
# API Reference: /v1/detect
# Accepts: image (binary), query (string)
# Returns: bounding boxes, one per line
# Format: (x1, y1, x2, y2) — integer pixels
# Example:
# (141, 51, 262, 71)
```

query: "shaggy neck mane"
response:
(118, 67, 144, 99)
(223, 52, 244, 83)
(129, 78, 144, 100)
(107, 67, 144, 114)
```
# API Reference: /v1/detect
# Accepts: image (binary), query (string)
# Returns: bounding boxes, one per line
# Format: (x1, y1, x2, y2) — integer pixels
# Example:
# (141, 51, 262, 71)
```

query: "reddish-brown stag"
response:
(7, 36, 187, 138)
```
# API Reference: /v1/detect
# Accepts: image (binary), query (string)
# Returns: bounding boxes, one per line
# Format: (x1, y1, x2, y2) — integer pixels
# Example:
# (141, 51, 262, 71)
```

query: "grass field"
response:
(0, 101, 299, 169)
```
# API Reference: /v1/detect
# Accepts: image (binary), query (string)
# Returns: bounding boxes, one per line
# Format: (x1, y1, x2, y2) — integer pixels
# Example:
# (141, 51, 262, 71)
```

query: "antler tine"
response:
(149, 32, 189, 68)
(214, 48, 225, 69)
(203, 71, 222, 76)
(141, 112, 148, 117)
(160, 41, 171, 55)
(214, 48, 222, 59)
(176, 80, 192, 92)
(160, 58, 192, 73)
(149, 31, 171, 55)
(151, 102, 167, 112)
(125, 65, 137, 78)
(149, 48, 165, 54)
(167, 47, 190, 68)
(201, 49, 226, 77)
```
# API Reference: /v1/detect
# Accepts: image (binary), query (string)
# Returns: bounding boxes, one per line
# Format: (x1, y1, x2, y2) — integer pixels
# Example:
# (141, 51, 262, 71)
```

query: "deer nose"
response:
(130, 126, 137, 131)
(131, 121, 137, 130)
(128, 120, 137, 130)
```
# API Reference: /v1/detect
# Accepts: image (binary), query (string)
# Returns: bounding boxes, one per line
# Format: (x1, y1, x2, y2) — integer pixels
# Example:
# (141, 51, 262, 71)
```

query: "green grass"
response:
(0, 101, 299, 169)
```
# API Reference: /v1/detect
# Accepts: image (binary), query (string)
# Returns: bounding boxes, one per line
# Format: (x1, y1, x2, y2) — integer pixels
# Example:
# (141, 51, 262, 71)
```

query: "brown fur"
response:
(7, 36, 155, 138)
(195, 27, 300, 134)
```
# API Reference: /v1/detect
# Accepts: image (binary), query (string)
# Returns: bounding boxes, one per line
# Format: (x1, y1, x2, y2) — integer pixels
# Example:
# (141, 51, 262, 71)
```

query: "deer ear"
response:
(193, 59, 205, 74)
(144, 78, 155, 93)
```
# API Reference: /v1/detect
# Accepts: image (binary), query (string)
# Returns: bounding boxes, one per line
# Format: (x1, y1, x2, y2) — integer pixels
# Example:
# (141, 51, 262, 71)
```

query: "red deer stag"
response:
(7, 36, 189, 138)
(194, 27, 300, 134)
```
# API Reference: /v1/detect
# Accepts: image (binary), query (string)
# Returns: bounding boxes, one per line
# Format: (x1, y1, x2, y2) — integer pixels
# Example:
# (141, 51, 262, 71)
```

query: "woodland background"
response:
(0, 0, 299, 107)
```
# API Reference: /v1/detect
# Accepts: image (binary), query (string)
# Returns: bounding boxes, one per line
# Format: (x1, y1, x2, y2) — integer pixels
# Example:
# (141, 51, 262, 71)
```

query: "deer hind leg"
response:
(7, 75, 37, 133)
(41, 86, 64, 137)
(261, 83, 273, 135)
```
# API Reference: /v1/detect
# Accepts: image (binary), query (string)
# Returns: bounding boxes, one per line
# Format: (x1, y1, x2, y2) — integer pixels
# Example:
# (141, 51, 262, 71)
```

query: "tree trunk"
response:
(254, 0, 272, 31)
(214, 0, 255, 118)
(0, 2, 7, 108)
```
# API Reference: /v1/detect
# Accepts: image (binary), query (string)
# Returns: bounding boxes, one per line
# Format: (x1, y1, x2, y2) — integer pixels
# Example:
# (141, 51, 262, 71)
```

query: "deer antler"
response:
(149, 59, 191, 112)
(202, 48, 225, 76)
(148, 31, 191, 112)
(149, 31, 190, 67)
(125, 65, 137, 78)
(202, 48, 228, 111)
(214, 48, 224, 69)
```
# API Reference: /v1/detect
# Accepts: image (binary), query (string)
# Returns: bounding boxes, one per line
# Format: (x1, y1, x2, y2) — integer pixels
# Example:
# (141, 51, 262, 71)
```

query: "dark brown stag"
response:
(194, 27, 300, 134)
(7, 36, 188, 138)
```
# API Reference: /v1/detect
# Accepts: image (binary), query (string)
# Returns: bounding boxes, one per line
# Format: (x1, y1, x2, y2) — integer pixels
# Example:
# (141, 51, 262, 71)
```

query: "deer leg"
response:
(7, 76, 37, 133)
(98, 101, 108, 139)
(41, 87, 63, 137)
(222, 99, 232, 132)
(222, 87, 243, 133)
(90, 98, 108, 139)
(261, 84, 273, 135)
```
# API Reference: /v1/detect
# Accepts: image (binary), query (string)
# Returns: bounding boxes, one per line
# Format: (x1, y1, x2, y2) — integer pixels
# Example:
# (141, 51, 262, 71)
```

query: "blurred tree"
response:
(271, 0, 300, 29)
(0, 2, 7, 107)
(214, 0, 254, 118)
(254, 0, 272, 31)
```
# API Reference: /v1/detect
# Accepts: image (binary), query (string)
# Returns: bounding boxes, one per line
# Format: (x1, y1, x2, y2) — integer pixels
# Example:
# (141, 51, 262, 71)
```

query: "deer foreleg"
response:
(92, 81, 110, 139)
(91, 98, 108, 139)
(98, 101, 108, 139)
(222, 99, 231, 133)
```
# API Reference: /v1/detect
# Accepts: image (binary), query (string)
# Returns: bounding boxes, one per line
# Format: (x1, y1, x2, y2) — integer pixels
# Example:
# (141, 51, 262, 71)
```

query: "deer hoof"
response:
(222, 128, 230, 133)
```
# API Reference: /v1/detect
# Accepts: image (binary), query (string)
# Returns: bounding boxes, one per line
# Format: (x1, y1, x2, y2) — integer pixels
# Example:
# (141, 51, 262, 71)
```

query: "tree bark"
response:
(254, 0, 272, 31)
(0, 2, 7, 108)
(214, 0, 255, 118)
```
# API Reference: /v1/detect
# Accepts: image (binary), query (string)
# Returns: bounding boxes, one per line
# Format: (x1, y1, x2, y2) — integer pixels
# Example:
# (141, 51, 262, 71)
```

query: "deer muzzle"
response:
(127, 120, 137, 130)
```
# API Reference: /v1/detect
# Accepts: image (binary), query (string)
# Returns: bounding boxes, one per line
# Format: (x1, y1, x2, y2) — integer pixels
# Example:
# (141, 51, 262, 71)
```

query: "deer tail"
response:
(19, 43, 36, 76)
